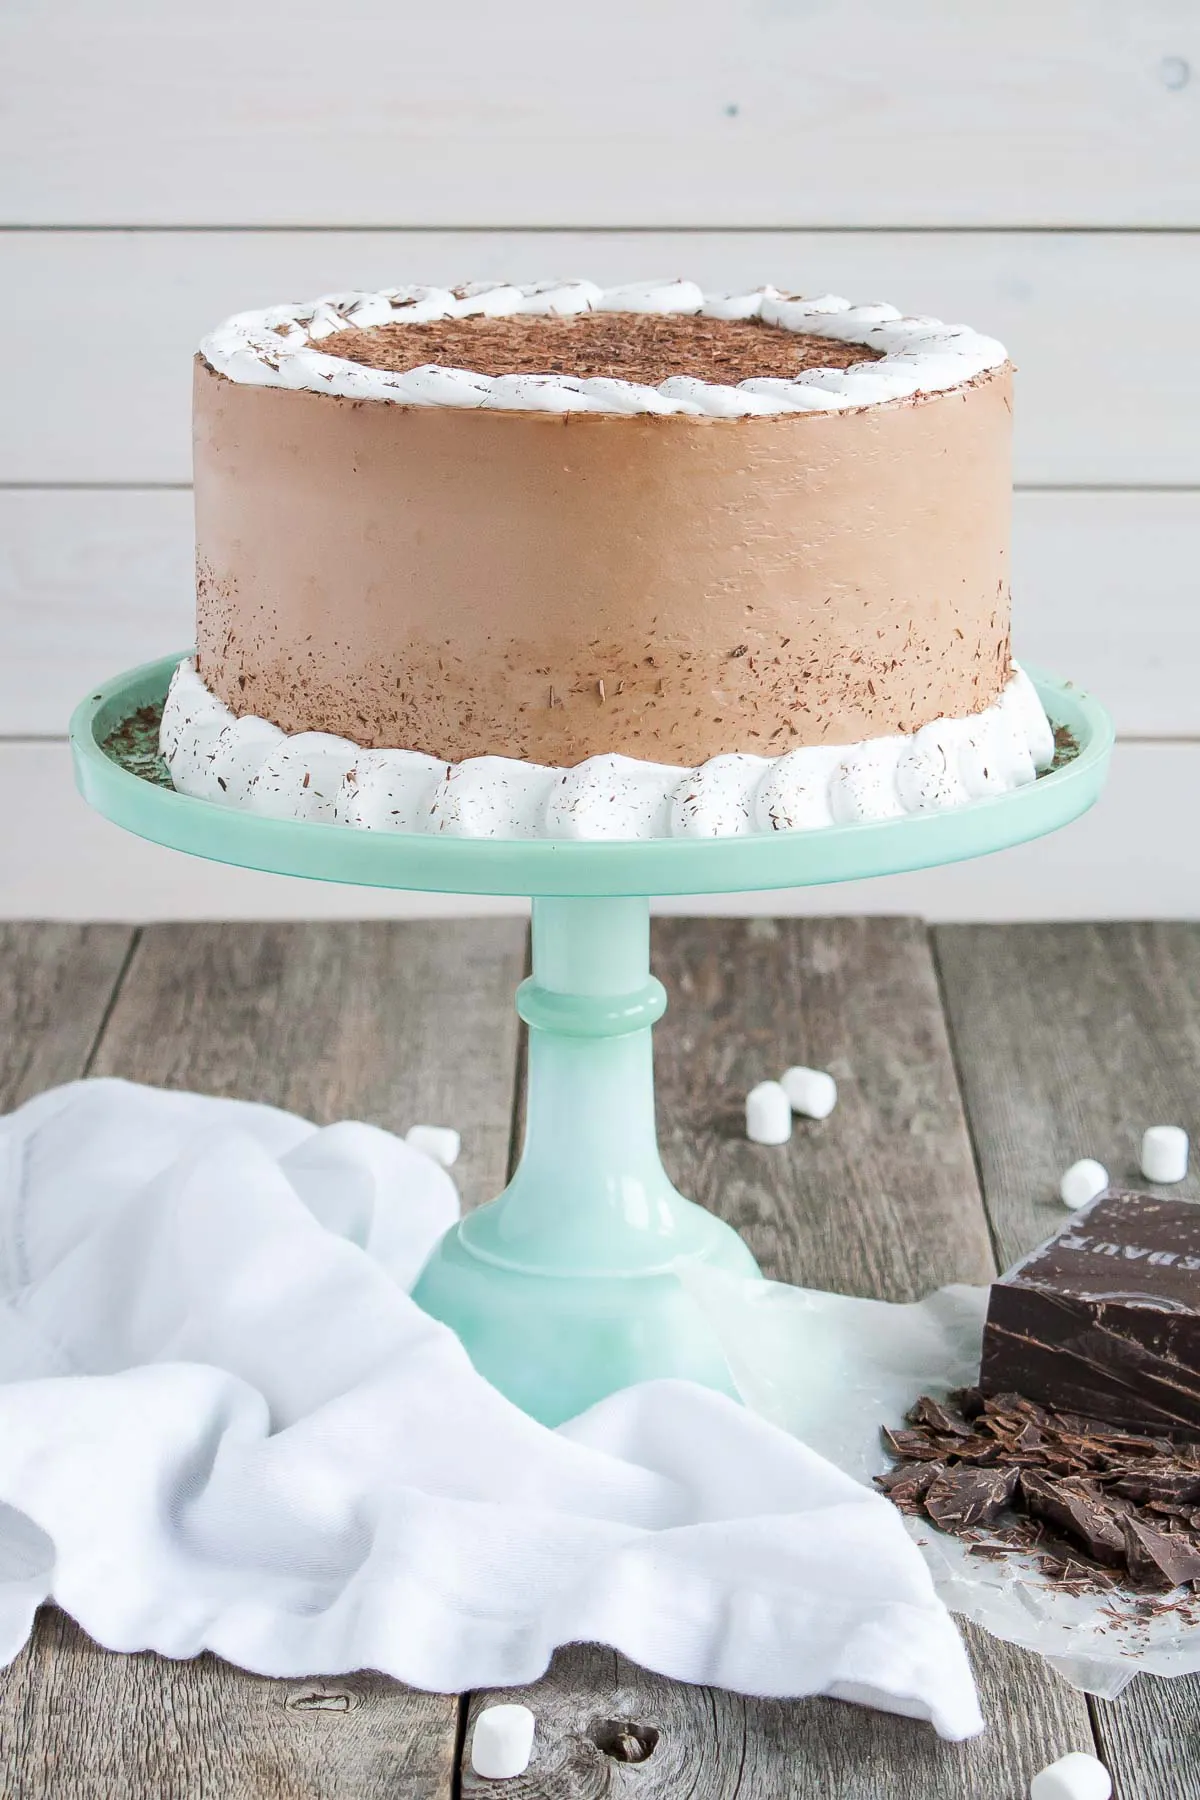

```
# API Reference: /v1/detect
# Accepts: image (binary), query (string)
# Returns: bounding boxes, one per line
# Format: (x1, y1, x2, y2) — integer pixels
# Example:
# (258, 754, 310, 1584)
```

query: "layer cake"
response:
(163, 279, 1054, 839)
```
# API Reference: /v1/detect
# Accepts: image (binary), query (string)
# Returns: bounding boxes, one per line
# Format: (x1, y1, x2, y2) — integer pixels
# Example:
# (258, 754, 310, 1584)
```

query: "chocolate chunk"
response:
(1122, 1516, 1200, 1590)
(1018, 1470, 1127, 1566)
(924, 1464, 1020, 1530)
(875, 1460, 946, 1513)
(981, 1190, 1200, 1439)
(881, 1426, 948, 1462)
(906, 1395, 973, 1438)
(1039, 1554, 1119, 1591)
(1112, 1470, 1200, 1507)
(880, 1386, 1200, 1599)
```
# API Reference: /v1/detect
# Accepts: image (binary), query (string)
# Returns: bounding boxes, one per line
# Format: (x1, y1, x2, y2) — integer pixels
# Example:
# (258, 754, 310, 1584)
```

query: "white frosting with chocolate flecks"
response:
(159, 660, 1054, 841)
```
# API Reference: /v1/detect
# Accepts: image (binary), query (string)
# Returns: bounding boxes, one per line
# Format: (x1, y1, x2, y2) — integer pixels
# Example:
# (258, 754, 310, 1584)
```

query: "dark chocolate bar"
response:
(981, 1189, 1200, 1439)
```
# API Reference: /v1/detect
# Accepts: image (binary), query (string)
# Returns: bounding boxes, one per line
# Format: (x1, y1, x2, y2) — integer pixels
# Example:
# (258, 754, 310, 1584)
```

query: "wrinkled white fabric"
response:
(0, 1080, 982, 1739)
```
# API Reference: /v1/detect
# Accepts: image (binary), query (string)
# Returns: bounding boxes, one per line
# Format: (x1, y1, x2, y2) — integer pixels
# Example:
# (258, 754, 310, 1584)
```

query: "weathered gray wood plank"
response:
(91, 918, 526, 1214)
(463, 917, 1094, 1799)
(935, 921, 1200, 1800)
(655, 915, 995, 1297)
(0, 918, 527, 1800)
(935, 922, 1200, 1272)
(0, 922, 135, 1110)
(463, 1627, 1098, 1800)
(4, 1612, 457, 1800)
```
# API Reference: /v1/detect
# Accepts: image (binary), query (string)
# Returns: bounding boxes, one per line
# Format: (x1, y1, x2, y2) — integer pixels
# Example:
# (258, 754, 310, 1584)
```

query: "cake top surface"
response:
(313, 311, 881, 385)
(199, 278, 1009, 418)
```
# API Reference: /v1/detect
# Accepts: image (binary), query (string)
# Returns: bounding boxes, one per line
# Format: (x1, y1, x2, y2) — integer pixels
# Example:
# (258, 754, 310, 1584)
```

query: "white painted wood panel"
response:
(1, 229, 1197, 485)
(1, 490, 194, 734)
(3, 741, 1193, 922)
(1014, 492, 1200, 737)
(3, 487, 1190, 739)
(2, 2, 1197, 227)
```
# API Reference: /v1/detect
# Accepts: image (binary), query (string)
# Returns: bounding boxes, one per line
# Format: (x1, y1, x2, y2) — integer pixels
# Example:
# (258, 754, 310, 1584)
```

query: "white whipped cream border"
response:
(199, 279, 1009, 418)
(159, 660, 1055, 843)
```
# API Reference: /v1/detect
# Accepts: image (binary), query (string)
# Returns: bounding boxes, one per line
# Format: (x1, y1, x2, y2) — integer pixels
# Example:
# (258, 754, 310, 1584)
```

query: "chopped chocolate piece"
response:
(924, 1464, 1020, 1531)
(906, 1395, 973, 1438)
(941, 1434, 1003, 1464)
(1038, 1555, 1119, 1592)
(953, 1386, 986, 1421)
(880, 1426, 948, 1462)
(1112, 1470, 1200, 1507)
(875, 1460, 946, 1512)
(982, 1391, 1048, 1424)
(1121, 1516, 1200, 1590)
(981, 1190, 1200, 1440)
(880, 1386, 1200, 1600)
(1019, 1470, 1128, 1566)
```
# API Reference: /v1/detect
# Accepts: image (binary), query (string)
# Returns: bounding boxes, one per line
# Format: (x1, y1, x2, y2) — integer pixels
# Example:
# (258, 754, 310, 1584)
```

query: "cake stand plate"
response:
(71, 656, 1112, 1425)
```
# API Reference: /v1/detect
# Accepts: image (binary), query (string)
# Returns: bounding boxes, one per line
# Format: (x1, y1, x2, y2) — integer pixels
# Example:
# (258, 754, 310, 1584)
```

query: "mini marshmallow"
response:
(781, 1066, 838, 1120)
(1029, 1751, 1112, 1800)
(1059, 1159, 1109, 1210)
(1140, 1125, 1189, 1185)
(746, 1081, 793, 1146)
(470, 1703, 536, 1780)
(405, 1125, 461, 1169)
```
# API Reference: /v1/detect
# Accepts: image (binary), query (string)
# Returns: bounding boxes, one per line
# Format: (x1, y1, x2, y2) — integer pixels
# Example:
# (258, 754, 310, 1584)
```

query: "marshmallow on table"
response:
(1140, 1125, 1189, 1184)
(470, 1704, 536, 1779)
(1030, 1751, 1112, 1800)
(405, 1124, 461, 1169)
(746, 1081, 793, 1145)
(781, 1066, 838, 1120)
(1059, 1159, 1108, 1210)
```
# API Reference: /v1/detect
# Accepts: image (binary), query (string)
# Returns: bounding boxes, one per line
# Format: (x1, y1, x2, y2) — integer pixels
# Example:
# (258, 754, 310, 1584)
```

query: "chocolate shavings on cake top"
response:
(307, 311, 883, 387)
(878, 1388, 1200, 1596)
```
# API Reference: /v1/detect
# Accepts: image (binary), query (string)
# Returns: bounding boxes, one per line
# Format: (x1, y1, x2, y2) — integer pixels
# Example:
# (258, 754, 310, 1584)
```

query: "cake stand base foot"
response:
(413, 1212, 758, 1426)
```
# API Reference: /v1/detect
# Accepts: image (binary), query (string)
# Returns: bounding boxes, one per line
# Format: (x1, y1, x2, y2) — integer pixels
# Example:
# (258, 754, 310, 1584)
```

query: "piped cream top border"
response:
(199, 279, 1009, 418)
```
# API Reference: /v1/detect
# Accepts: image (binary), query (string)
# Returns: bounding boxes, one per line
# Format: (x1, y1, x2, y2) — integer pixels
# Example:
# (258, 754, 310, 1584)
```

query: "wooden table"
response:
(1, 916, 1197, 1799)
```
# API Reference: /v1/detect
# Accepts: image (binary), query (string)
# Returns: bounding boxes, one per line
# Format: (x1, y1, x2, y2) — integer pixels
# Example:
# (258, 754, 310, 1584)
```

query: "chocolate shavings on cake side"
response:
(877, 1388, 1200, 1598)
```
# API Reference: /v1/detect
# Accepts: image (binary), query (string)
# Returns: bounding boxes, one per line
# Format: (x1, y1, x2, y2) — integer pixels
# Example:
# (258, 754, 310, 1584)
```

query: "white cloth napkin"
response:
(0, 1079, 983, 1740)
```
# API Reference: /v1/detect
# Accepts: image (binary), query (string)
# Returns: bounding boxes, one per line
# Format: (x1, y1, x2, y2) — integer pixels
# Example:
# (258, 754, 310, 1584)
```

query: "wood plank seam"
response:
(928, 928, 1005, 1278)
(79, 925, 141, 1076)
(451, 1690, 470, 1800)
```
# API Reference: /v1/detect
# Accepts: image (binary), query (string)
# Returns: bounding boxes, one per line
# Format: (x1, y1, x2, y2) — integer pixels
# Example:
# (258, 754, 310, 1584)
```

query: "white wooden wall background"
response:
(2, 0, 1198, 920)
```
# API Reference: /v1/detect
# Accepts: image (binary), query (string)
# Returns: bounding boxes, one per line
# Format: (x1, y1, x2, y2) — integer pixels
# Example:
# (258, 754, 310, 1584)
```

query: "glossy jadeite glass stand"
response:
(72, 653, 1112, 1425)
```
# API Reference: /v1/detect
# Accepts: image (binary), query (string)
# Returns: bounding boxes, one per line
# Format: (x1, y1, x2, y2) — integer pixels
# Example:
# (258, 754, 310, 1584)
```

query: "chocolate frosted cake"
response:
(163, 278, 1054, 839)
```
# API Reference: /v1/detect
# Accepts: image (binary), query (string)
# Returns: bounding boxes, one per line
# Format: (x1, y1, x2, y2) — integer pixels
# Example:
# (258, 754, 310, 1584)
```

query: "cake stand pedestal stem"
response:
(411, 894, 762, 1424)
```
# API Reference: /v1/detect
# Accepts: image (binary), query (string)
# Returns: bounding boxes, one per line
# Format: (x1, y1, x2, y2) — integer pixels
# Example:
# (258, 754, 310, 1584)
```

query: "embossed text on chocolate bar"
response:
(981, 1190, 1200, 1439)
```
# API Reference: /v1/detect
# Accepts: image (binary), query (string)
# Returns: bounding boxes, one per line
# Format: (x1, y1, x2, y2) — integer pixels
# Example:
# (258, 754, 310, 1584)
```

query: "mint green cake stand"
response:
(72, 654, 1112, 1425)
